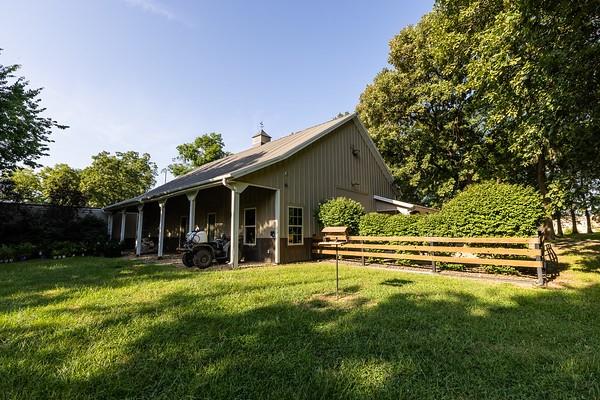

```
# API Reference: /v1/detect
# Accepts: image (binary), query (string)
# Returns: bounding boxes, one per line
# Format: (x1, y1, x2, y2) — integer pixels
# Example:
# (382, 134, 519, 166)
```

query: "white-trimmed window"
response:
(244, 208, 256, 245)
(288, 206, 303, 245)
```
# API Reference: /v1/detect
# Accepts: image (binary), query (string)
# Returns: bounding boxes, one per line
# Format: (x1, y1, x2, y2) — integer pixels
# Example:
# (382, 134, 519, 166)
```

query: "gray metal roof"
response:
(105, 113, 359, 210)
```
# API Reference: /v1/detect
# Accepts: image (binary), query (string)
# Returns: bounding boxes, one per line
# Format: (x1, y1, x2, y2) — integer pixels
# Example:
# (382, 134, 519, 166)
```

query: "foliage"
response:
(39, 164, 86, 206)
(10, 168, 43, 203)
(317, 197, 365, 234)
(0, 51, 67, 173)
(80, 151, 157, 207)
(168, 133, 231, 176)
(358, 213, 390, 236)
(435, 182, 545, 237)
(357, 0, 600, 222)
(359, 213, 421, 236)
(358, 182, 544, 238)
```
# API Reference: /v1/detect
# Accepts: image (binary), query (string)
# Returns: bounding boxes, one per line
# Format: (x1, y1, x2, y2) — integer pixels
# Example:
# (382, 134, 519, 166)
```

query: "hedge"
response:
(358, 182, 544, 238)
(317, 197, 365, 234)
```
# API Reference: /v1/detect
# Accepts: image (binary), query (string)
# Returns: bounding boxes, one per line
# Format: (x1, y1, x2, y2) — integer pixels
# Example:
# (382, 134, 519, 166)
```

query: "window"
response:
(244, 208, 256, 245)
(288, 206, 303, 245)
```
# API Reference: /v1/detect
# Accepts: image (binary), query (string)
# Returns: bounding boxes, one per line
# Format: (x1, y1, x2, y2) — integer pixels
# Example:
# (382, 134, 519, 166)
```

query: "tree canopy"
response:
(0, 51, 67, 173)
(10, 168, 43, 203)
(39, 164, 86, 206)
(80, 151, 157, 207)
(168, 133, 231, 176)
(357, 0, 600, 232)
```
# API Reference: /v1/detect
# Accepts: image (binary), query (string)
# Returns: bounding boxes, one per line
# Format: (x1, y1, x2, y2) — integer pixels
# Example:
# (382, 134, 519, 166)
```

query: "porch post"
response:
(230, 189, 240, 268)
(120, 210, 126, 243)
(107, 213, 113, 239)
(274, 189, 281, 264)
(186, 190, 198, 233)
(158, 201, 166, 258)
(135, 204, 144, 256)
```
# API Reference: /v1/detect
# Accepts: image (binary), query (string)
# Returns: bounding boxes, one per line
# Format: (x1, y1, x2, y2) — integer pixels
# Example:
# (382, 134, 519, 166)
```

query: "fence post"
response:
(533, 236, 545, 286)
(361, 239, 365, 266)
(430, 240, 437, 273)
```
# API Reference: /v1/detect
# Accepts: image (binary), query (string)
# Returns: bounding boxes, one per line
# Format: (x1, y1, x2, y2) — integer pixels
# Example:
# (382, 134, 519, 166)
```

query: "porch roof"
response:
(105, 113, 363, 211)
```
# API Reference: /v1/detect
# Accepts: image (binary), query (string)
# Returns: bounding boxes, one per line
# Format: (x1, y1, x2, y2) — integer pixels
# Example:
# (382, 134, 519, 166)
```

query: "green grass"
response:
(1, 244, 600, 399)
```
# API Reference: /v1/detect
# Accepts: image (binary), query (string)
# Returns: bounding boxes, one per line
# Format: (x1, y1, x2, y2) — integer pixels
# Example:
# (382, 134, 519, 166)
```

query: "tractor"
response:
(179, 229, 240, 268)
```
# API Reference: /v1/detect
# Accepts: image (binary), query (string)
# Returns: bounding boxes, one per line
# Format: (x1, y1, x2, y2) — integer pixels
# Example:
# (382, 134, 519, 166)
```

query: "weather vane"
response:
(259, 121, 264, 130)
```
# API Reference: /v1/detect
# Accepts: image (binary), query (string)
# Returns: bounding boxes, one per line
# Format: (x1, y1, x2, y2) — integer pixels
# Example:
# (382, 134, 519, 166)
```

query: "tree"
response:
(168, 133, 230, 176)
(39, 164, 86, 206)
(11, 168, 43, 203)
(0, 51, 67, 173)
(356, 6, 501, 206)
(80, 151, 157, 207)
(357, 0, 600, 235)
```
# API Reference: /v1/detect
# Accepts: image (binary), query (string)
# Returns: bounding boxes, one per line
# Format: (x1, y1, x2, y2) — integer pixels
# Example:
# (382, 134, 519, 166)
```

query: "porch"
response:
(107, 182, 281, 267)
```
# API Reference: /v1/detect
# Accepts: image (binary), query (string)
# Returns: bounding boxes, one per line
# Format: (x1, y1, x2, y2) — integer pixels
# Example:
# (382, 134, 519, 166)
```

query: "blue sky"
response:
(1, 0, 433, 182)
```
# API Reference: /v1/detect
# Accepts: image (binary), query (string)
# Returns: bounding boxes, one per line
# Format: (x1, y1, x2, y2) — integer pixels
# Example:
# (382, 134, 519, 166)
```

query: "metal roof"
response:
(106, 113, 365, 210)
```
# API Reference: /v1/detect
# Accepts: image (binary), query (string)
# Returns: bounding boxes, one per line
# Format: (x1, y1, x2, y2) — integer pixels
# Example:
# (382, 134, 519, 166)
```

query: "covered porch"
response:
(107, 181, 281, 267)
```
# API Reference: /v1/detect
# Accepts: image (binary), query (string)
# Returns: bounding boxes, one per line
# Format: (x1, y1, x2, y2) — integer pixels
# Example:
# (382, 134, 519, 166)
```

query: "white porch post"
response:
(229, 189, 240, 268)
(274, 189, 281, 264)
(119, 211, 126, 243)
(186, 190, 198, 233)
(158, 201, 166, 258)
(135, 204, 144, 256)
(107, 213, 113, 239)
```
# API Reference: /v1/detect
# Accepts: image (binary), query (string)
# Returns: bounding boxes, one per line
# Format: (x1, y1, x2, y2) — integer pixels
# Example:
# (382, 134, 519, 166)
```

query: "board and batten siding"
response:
(243, 118, 396, 239)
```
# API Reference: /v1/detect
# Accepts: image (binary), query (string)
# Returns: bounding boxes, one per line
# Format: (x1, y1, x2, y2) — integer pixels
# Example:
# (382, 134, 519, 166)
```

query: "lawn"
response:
(1, 238, 600, 399)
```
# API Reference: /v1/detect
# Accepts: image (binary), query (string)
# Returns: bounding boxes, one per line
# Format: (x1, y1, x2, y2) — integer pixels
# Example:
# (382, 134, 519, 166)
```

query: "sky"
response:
(0, 0, 433, 183)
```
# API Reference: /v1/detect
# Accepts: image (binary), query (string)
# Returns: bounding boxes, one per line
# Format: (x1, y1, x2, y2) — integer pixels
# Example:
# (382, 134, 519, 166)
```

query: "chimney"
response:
(252, 129, 271, 147)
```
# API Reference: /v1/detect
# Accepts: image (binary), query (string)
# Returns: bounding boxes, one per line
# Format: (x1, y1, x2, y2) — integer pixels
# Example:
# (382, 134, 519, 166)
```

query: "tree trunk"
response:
(585, 209, 593, 234)
(570, 209, 579, 234)
(555, 211, 563, 236)
(537, 149, 555, 239)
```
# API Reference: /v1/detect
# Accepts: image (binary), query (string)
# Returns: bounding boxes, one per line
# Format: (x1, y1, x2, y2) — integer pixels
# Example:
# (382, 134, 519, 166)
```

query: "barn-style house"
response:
(104, 113, 397, 266)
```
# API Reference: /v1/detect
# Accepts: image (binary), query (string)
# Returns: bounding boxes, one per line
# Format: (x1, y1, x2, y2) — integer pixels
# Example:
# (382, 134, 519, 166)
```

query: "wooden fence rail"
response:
(313, 233, 550, 285)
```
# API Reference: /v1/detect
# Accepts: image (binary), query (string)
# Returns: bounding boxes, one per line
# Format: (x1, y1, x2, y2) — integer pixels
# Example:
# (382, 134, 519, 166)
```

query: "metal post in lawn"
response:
(430, 240, 437, 273)
(335, 242, 339, 299)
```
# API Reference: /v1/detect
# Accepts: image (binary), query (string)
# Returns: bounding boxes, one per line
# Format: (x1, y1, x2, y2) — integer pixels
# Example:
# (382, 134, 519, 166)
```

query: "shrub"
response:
(386, 214, 421, 236)
(102, 240, 122, 258)
(359, 213, 390, 236)
(317, 197, 365, 234)
(436, 182, 544, 237)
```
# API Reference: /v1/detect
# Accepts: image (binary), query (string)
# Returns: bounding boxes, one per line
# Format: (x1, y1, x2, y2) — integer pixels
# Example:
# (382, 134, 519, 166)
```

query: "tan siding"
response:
(242, 119, 395, 243)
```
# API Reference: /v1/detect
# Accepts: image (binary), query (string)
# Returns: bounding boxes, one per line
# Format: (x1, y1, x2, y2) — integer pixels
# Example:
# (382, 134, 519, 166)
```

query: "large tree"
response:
(39, 164, 86, 206)
(357, 3, 503, 206)
(10, 168, 43, 203)
(80, 151, 157, 207)
(168, 133, 231, 177)
(358, 0, 600, 227)
(0, 51, 67, 173)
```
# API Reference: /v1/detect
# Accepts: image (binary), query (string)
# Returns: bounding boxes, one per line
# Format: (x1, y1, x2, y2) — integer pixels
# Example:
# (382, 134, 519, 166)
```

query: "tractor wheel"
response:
(182, 252, 194, 268)
(193, 248, 213, 269)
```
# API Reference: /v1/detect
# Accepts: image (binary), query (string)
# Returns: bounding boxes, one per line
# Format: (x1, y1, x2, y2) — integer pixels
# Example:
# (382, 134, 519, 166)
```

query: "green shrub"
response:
(317, 197, 365, 234)
(359, 213, 390, 236)
(358, 182, 544, 238)
(436, 182, 544, 237)
(0, 245, 15, 261)
(102, 240, 122, 258)
(14, 242, 36, 259)
(386, 214, 421, 236)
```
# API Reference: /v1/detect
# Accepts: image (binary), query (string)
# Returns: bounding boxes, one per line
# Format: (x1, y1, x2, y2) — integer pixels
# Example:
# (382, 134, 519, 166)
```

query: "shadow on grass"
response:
(2, 262, 600, 399)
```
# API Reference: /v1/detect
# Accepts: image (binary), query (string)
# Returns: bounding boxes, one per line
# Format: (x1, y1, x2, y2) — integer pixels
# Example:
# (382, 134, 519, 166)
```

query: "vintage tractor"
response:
(179, 230, 239, 268)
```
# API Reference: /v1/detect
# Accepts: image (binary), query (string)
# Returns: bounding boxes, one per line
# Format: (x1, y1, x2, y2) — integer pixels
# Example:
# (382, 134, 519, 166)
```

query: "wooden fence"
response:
(313, 233, 552, 285)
